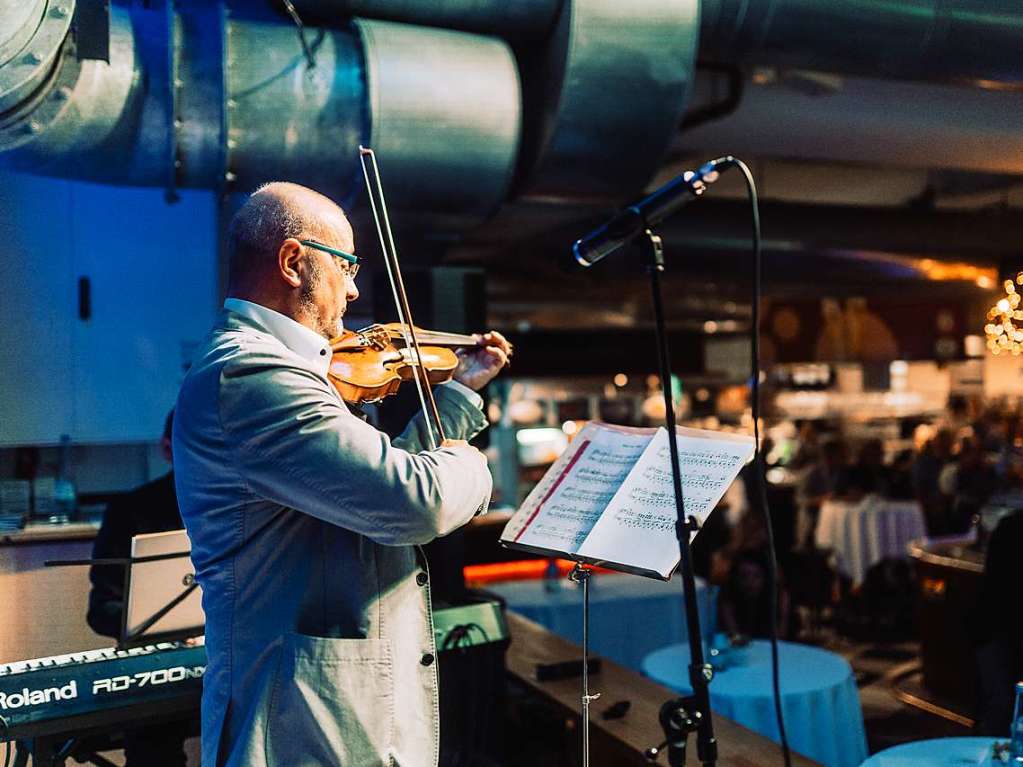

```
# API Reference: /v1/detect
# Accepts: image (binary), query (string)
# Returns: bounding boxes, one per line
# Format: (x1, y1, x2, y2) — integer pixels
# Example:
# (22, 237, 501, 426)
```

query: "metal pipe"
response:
(356, 18, 520, 219)
(4, 0, 1023, 225)
(699, 0, 1023, 86)
(0, 5, 522, 222)
(0, 0, 49, 66)
(515, 0, 701, 200)
(676, 71, 1023, 175)
(0, 0, 74, 117)
(679, 63, 744, 132)
(288, 0, 564, 42)
(1, 6, 158, 182)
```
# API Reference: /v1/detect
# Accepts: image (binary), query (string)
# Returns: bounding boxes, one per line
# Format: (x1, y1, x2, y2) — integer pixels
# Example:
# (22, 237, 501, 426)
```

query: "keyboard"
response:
(0, 600, 508, 741)
(0, 639, 205, 738)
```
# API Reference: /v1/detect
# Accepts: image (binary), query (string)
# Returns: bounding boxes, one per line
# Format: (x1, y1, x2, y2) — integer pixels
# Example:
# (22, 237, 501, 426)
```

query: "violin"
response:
(328, 323, 481, 404)
(352, 146, 513, 449)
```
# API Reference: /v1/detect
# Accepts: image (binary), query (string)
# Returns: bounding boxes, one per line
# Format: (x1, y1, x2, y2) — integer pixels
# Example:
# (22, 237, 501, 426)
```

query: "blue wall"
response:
(0, 172, 219, 448)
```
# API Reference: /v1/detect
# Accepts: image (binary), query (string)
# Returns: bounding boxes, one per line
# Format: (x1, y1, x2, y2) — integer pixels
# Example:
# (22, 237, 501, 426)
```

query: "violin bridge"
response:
(355, 324, 390, 351)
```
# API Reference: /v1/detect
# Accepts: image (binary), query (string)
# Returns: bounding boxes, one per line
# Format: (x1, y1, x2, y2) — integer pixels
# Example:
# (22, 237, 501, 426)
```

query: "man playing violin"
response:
(173, 181, 511, 767)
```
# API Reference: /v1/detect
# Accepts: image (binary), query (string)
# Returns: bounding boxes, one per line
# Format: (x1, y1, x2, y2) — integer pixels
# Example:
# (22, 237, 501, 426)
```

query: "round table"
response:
(858, 737, 1000, 766)
(486, 572, 716, 673)
(642, 640, 868, 767)
(816, 497, 927, 585)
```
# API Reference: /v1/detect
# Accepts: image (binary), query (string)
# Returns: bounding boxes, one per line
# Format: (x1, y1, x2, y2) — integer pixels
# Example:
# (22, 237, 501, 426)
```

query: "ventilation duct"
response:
(0, 3, 524, 223)
(286, 0, 700, 199)
(6, 0, 1023, 224)
(0, 0, 76, 142)
(678, 69, 1023, 175)
(698, 0, 1023, 86)
(0, 0, 700, 225)
(513, 0, 698, 199)
(290, 0, 564, 41)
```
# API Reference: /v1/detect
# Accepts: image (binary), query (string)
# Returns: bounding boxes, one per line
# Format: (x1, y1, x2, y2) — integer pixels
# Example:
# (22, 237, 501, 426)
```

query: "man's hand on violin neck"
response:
(453, 330, 513, 391)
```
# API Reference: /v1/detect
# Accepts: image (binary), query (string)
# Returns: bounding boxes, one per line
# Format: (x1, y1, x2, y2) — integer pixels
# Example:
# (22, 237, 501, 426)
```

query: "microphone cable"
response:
(723, 156, 793, 767)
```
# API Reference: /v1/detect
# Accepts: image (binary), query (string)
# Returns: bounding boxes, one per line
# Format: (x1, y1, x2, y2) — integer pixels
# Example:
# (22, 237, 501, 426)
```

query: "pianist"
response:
(86, 409, 192, 766)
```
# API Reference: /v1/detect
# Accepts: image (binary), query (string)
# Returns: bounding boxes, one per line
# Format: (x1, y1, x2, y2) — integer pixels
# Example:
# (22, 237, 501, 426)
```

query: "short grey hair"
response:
(226, 181, 346, 289)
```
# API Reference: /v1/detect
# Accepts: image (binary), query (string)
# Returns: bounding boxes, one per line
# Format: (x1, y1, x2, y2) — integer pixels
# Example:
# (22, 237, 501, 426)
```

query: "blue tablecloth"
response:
(643, 640, 868, 767)
(859, 737, 1001, 766)
(486, 572, 716, 672)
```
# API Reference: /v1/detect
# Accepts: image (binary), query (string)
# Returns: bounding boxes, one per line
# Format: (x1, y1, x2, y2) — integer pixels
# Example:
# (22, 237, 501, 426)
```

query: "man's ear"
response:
(278, 238, 304, 288)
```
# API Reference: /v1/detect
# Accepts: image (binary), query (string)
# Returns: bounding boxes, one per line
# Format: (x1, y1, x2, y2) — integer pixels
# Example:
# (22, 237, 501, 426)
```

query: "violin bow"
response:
(358, 146, 446, 450)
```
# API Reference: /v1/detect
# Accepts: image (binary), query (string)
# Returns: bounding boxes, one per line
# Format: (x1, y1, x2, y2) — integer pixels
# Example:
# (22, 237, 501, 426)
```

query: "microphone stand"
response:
(640, 230, 717, 767)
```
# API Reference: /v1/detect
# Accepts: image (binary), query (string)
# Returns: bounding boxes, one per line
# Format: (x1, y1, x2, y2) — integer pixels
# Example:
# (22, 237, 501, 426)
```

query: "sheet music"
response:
(501, 422, 654, 553)
(577, 426, 755, 577)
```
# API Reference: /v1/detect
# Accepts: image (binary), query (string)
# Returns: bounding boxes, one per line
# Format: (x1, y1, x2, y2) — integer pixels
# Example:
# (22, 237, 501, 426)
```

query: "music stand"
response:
(31, 529, 204, 765)
(119, 529, 204, 649)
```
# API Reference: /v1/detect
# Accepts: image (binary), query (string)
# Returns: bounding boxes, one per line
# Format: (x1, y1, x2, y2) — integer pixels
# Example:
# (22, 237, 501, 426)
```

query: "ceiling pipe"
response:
(677, 72, 1023, 176)
(0, 0, 698, 222)
(679, 62, 745, 132)
(0, 2, 524, 224)
(5, 0, 1023, 228)
(699, 0, 1023, 87)
(0, 0, 76, 137)
(287, 0, 564, 42)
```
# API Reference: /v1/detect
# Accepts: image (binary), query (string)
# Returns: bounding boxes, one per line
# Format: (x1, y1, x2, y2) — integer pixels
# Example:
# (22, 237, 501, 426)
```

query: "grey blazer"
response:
(173, 309, 492, 766)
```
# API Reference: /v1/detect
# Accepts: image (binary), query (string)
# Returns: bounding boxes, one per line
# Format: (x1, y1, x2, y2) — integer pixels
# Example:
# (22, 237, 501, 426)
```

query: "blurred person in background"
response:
(975, 406, 1010, 453)
(87, 410, 190, 767)
(938, 437, 996, 534)
(795, 438, 848, 549)
(717, 548, 790, 639)
(835, 438, 889, 500)
(936, 395, 974, 440)
(886, 449, 917, 501)
(788, 421, 821, 471)
(702, 464, 770, 584)
(913, 428, 954, 534)
(971, 509, 1023, 735)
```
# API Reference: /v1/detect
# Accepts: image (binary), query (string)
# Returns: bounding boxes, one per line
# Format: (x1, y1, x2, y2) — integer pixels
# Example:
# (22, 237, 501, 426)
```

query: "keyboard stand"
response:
(15, 734, 122, 767)
(13, 736, 64, 767)
(9, 693, 200, 766)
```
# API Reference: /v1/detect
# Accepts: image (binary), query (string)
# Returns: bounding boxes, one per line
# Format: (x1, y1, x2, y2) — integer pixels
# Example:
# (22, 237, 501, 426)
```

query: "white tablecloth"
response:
(815, 497, 927, 585)
(486, 572, 717, 672)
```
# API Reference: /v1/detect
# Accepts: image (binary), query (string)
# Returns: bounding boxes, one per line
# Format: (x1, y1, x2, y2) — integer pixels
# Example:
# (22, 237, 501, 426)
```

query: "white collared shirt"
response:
(224, 298, 333, 377)
(222, 298, 482, 407)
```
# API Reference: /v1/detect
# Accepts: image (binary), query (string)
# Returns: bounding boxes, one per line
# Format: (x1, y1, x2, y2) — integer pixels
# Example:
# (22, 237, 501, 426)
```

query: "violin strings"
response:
(376, 325, 478, 347)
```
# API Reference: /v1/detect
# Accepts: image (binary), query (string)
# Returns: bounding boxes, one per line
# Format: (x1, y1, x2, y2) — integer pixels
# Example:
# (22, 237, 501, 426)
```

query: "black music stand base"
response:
(640, 230, 717, 766)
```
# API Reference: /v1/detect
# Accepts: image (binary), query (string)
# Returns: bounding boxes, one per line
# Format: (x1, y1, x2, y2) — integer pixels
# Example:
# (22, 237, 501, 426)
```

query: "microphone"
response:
(572, 157, 733, 268)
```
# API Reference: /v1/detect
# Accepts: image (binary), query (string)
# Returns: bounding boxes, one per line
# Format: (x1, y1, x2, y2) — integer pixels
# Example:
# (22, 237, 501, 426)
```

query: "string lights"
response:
(985, 273, 1023, 355)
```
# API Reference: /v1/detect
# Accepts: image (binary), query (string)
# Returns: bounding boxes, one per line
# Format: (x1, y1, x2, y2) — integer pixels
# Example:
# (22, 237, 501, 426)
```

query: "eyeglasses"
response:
(299, 239, 360, 279)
